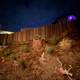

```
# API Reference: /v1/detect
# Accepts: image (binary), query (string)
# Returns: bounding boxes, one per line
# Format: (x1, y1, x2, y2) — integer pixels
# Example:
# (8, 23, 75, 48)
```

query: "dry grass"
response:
(0, 38, 80, 80)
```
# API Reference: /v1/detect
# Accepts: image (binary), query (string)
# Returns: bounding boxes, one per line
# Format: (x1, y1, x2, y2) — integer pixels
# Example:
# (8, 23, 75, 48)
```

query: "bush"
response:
(3, 48, 13, 58)
(59, 38, 73, 50)
(48, 35, 58, 45)
(9, 53, 17, 60)
(2, 48, 17, 60)
(20, 60, 27, 70)
(20, 44, 30, 52)
(45, 45, 54, 55)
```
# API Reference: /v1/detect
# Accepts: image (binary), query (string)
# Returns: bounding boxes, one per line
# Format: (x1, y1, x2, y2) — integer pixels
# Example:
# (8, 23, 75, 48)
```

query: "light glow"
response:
(67, 15, 77, 21)
(0, 31, 14, 34)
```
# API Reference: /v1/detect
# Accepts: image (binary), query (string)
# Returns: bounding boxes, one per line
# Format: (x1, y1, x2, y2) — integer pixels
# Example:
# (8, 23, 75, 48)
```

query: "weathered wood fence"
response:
(0, 17, 78, 44)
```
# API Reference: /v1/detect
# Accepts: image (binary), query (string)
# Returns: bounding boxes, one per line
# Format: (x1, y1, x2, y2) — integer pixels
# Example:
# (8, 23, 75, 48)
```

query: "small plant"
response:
(2, 48, 17, 61)
(20, 60, 27, 70)
(59, 38, 72, 50)
(9, 53, 17, 60)
(3, 48, 12, 58)
(45, 45, 54, 55)
(20, 44, 30, 52)
(48, 35, 58, 45)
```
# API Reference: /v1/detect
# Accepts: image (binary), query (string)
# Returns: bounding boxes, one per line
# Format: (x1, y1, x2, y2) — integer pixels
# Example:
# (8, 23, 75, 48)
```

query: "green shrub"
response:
(9, 53, 17, 60)
(45, 45, 54, 55)
(48, 35, 58, 45)
(3, 48, 12, 57)
(2, 48, 17, 60)
(20, 44, 30, 52)
(20, 60, 27, 70)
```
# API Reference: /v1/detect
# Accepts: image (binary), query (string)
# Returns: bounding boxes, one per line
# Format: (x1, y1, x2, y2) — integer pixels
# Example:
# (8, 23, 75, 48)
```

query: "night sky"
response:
(0, 0, 80, 31)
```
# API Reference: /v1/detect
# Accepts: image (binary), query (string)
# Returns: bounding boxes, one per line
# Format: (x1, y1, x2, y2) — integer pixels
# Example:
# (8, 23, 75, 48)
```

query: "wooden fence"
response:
(0, 17, 78, 44)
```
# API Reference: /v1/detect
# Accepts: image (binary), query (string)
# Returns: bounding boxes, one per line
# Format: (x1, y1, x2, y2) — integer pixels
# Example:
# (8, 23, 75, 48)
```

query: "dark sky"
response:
(0, 0, 80, 31)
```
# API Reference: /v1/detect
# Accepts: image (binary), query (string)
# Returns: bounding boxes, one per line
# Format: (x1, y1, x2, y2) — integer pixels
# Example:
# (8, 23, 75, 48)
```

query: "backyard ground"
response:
(0, 37, 80, 80)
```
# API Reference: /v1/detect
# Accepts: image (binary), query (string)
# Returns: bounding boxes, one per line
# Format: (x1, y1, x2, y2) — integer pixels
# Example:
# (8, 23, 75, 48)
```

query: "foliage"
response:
(2, 48, 17, 60)
(20, 60, 27, 70)
(20, 44, 30, 52)
(45, 45, 54, 55)
(48, 35, 58, 45)
(59, 38, 73, 50)
(2, 48, 13, 58)
(9, 53, 17, 60)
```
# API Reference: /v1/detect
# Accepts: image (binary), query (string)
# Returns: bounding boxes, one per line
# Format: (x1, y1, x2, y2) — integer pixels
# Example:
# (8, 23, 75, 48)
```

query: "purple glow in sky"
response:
(67, 15, 77, 21)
